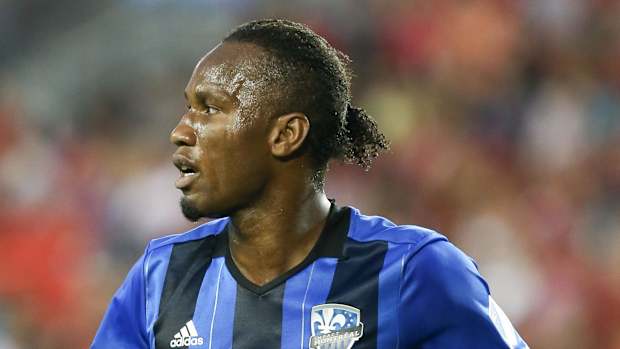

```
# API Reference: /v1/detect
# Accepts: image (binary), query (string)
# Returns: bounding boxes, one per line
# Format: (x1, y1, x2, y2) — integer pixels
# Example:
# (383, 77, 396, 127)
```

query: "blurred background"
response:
(1, 0, 619, 348)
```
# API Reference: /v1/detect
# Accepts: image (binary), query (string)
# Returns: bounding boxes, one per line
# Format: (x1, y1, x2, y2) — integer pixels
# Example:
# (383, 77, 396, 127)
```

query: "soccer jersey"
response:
(92, 204, 529, 349)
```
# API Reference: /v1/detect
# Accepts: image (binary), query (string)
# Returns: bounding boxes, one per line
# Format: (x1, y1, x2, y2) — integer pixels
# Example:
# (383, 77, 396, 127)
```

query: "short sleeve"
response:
(91, 254, 149, 349)
(399, 240, 528, 349)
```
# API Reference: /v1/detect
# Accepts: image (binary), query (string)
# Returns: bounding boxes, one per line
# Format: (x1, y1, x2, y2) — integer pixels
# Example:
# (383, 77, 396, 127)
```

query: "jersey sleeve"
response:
(91, 253, 149, 349)
(399, 240, 528, 349)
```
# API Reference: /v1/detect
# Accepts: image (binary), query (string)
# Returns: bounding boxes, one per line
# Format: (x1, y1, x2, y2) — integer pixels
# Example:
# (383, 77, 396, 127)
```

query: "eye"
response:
(186, 104, 219, 115)
(205, 105, 220, 114)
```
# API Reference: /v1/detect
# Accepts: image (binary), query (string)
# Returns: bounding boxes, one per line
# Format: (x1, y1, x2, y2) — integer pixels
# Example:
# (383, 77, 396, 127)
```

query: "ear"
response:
(268, 112, 310, 158)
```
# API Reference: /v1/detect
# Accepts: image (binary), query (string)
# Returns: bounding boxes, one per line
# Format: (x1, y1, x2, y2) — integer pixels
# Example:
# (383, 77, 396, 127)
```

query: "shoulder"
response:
(145, 217, 230, 254)
(404, 238, 490, 301)
(347, 206, 447, 252)
(398, 235, 527, 348)
(347, 206, 489, 298)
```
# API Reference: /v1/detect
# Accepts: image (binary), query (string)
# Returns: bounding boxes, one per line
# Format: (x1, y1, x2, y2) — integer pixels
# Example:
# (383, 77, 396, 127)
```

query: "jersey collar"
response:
(215, 201, 351, 295)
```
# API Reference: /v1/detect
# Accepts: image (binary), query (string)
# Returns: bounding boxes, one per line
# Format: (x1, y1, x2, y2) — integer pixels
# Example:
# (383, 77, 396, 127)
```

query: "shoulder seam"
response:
(407, 234, 448, 258)
(348, 207, 447, 245)
(347, 233, 449, 249)
(347, 227, 447, 247)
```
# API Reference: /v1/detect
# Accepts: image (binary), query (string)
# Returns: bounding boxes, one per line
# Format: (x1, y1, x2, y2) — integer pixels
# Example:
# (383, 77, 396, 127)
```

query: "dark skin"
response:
(170, 42, 331, 286)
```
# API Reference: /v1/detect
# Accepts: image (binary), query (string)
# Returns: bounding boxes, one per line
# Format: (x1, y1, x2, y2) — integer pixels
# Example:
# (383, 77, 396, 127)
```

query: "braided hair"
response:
(224, 19, 389, 176)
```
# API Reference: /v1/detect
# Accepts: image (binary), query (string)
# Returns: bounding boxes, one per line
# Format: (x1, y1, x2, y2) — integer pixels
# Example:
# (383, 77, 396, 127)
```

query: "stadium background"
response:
(1, 0, 619, 348)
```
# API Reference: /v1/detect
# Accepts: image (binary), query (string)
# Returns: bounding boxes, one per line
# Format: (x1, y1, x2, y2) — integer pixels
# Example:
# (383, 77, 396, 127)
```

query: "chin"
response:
(180, 197, 205, 222)
(179, 196, 230, 221)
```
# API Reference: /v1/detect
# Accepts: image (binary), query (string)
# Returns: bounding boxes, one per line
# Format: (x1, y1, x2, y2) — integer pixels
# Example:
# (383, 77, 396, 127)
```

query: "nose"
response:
(170, 120, 197, 147)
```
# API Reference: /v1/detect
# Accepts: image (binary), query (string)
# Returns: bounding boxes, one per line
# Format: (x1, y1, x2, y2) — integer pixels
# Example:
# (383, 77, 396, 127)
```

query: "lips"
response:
(172, 154, 200, 189)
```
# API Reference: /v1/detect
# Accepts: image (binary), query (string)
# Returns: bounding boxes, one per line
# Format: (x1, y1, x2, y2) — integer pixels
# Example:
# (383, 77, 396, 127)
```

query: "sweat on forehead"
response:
(189, 42, 288, 109)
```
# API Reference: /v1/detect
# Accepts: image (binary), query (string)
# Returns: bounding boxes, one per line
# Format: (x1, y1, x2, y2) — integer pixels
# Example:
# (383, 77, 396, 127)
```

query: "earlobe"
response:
(269, 113, 310, 158)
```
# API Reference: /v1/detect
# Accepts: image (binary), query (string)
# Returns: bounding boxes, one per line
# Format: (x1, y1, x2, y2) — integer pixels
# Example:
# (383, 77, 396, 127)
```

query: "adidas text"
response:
(170, 337, 204, 347)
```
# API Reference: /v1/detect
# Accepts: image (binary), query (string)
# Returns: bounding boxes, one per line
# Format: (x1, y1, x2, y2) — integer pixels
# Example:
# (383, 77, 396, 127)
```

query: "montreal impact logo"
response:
(309, 303, 364, 349)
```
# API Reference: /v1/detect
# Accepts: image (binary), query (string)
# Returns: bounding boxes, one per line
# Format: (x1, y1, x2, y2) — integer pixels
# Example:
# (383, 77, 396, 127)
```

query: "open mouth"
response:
(173, 155, 200, 189)
(179, 165, 197, 177)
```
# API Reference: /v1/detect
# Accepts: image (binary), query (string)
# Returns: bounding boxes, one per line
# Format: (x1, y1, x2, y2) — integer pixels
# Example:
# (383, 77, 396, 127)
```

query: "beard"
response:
(180, 197, 204, 222)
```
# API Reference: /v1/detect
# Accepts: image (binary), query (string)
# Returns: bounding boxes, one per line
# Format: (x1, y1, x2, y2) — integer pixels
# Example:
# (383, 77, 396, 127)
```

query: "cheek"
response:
(229, 103, 261, 134)
(196, 122, 269, 192)
(192, 120, 210, 137)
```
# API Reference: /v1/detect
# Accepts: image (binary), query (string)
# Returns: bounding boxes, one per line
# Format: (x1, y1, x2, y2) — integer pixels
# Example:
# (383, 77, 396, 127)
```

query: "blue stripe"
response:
(280, 265, 313, 349)
(208, 261, 237, 348)
(377, 243, 406, 349)
(144, 243, 173, 347)
(281, 258, 339, 349)
(192, 257, 237, 349)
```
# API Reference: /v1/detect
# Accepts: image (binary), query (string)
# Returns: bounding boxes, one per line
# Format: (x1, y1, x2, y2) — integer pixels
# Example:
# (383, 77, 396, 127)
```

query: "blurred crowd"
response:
(1, 0, 619, 348)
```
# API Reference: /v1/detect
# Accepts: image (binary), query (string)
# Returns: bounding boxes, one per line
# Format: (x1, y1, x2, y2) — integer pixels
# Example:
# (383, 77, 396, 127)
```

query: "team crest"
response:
(309, 303, 364, 349)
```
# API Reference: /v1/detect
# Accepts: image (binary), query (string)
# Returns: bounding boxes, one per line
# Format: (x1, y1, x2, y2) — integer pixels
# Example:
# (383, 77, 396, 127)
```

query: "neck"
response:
(227, 184, 331, 286)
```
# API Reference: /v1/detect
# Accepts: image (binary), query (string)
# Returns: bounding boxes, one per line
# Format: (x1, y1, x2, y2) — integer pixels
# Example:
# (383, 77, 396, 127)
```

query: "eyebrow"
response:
(184, 85, 226, 102)
(197, 85, 226, 102)
(196, 83, 241, 106)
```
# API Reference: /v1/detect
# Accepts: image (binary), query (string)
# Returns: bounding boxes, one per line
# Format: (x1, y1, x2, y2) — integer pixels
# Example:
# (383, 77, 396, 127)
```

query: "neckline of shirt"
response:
(215, 202, 352, 295)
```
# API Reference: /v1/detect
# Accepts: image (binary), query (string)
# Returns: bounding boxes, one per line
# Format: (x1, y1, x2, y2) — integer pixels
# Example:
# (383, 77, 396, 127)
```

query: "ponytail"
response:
(342, 104, 390, 169)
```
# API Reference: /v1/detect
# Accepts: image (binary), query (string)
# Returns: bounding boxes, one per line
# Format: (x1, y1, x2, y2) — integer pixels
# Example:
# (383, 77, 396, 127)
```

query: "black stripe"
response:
(154, 234, 223, 349)
(232, 283, 285, 349)
(326, 239, 388, 349)
(316, 205, 351, 258)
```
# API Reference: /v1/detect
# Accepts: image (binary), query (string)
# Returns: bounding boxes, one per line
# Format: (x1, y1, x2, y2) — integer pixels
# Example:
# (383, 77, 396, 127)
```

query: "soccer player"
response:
(92, 19, 529, 349)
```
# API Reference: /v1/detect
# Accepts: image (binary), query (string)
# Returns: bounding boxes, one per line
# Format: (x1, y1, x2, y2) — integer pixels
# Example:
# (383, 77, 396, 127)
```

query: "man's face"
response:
(170, 42, 275, 220)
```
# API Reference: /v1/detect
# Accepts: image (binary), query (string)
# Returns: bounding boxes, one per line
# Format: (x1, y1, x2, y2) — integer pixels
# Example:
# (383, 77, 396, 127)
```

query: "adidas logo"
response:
(169, 320, 204, 348)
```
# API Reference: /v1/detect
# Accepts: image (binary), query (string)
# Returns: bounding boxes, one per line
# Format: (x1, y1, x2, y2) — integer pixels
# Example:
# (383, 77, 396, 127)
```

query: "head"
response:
(170, 19, 389, 221)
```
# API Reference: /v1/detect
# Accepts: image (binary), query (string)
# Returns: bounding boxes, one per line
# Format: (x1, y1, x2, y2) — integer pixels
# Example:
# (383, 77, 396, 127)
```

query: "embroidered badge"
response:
(309, 303, 364, 349)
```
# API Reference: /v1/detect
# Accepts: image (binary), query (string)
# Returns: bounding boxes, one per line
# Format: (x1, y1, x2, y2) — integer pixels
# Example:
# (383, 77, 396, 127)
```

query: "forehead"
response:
(185, 42, 271, 97)
(197, 41, 264, 69)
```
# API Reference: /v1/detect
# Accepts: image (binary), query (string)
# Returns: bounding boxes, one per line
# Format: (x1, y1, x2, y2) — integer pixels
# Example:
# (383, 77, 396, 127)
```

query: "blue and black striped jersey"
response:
(92, 204, 529, 349)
